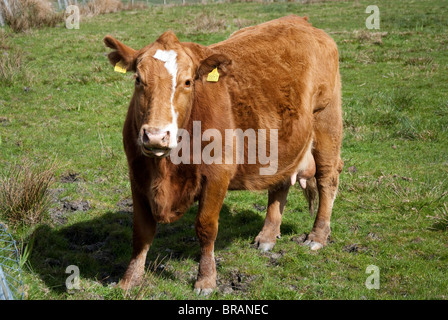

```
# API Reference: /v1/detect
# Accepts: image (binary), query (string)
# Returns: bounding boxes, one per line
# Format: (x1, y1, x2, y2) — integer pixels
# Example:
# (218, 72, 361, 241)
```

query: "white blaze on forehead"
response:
(153, 49, 179, 148)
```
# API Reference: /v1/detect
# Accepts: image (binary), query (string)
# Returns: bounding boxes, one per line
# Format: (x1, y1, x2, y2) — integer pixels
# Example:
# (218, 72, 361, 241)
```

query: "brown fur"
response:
(104, 15, 343, 292)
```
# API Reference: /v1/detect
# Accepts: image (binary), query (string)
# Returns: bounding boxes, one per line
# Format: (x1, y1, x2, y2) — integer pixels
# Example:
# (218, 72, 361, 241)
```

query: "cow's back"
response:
(208, 15, 340, 190)
(211, 15, 339, 120)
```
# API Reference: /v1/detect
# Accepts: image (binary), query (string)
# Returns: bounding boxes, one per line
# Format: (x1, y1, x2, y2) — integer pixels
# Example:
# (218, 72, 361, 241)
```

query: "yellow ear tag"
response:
(114, 60, 127, 74)
(206, 68, 219, 82)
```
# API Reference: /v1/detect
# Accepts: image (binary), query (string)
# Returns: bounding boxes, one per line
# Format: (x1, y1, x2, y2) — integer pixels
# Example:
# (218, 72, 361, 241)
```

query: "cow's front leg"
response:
(119, 187, 156, 291)
(194, 175, 229, 295)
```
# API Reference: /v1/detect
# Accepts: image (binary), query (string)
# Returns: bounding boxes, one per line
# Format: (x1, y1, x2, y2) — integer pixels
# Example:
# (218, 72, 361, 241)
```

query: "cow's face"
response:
(104, 32, 231, 158)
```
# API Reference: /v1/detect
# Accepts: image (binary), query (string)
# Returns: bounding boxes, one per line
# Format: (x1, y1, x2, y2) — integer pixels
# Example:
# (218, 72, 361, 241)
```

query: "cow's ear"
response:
(104, 35, 137, 72)
(196, 54, 232, 81)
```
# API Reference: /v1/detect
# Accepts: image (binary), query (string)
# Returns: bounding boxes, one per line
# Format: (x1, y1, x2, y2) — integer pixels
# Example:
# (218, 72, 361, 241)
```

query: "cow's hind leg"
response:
(304, 92, 343, 250)
(119, 188, 156, 291)
(254, 181, 290, 251)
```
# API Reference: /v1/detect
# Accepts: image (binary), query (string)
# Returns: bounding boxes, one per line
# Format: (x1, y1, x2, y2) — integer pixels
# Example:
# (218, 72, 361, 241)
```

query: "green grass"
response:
(1, 0, 448, 300)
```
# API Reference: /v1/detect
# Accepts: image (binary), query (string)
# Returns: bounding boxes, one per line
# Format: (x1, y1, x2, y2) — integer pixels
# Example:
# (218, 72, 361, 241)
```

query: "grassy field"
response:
(0, 0, 447, 300)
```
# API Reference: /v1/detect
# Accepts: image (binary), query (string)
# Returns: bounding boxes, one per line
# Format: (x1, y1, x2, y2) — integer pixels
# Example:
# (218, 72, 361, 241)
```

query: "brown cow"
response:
(104, 15, 343, 294)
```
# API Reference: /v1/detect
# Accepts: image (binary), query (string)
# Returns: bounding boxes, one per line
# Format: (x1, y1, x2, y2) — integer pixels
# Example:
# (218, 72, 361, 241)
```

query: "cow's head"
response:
(104, 32, 231, 158)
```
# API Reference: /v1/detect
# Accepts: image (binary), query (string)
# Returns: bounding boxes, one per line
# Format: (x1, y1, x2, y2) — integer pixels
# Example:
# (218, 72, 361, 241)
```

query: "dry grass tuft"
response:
(80, 0, 147, 18)
(428, 203, 448, 231)
(80, 0, 123, 17)
(354, 30, 388, 45)
(0, 0, 62, 32)
(232, 18, 254, 29)
(188, 12, 228, 34)
(0, 159, 57, 227)
(0, 29, 34, 85)
(0, 46, 23, 84)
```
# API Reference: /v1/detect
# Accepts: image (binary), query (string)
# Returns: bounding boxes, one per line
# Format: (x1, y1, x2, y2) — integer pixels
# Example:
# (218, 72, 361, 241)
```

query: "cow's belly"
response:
(228, 130, 313, 190)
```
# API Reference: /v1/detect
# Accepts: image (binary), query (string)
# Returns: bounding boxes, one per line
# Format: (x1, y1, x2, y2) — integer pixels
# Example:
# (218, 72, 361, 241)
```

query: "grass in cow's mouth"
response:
(0, 0, 447, 300)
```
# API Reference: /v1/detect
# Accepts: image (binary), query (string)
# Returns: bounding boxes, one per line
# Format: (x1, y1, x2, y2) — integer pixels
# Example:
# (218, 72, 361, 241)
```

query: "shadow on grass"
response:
(28, 203, 298, 294)
(28, 210, 133, 294)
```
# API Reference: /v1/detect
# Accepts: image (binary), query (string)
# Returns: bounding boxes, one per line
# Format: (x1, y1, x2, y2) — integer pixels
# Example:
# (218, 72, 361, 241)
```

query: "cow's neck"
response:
(148, 157, 201, 224)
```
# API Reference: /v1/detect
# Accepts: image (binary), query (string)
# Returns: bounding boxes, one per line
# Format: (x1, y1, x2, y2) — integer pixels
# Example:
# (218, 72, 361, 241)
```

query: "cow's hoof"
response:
(194, 277, 216, 296)
(303, 240, 323, 251)
(254, 231, 278, 252)
(257, 242, 275, 252)
(118, 278, 138, 291)
(194, 287, 214, 296)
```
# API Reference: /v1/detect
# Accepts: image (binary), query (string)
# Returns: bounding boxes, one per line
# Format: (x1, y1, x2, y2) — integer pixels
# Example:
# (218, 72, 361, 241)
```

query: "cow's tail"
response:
(302, 176, 318, 217)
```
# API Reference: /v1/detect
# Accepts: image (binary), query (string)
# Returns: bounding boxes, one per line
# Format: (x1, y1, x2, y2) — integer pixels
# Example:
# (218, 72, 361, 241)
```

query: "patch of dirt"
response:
(252, 203, 266, 212)
(347, 165, 357, 174)
(49, 197, 91, 225)
(291, 233, 308, 244)
(0, 117, 10, 126)
(63, 199, 91, 212)
(367, 232, 381, 241)
(49, 208, 69, 225)
(263, 250, 285, 266)
(218, 270, 257, 294)
(116, 198, 133, 213)
(60, 172, 83, 183)
(343, 243, 368, 254)
(291, 234, 335, 247)
(343, 243, 359, 253)
(393, 174, 413, 182)
(179, 236, 196, 245)
(218, 284, 234, 295)
(82, 241, 106, 253)
(44, 258, 61, 267)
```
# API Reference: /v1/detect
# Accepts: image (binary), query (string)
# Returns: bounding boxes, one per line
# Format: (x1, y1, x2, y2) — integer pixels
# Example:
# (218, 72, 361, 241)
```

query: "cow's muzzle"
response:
(140, 125, 171, 158)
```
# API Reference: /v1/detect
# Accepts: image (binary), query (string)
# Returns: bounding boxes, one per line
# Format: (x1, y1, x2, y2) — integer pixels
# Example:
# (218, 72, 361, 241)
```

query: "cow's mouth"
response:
(142, 146, 171, 158)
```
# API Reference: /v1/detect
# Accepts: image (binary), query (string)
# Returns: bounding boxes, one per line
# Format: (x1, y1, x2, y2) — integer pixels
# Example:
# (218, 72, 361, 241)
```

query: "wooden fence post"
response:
(3, 0, 13, 16)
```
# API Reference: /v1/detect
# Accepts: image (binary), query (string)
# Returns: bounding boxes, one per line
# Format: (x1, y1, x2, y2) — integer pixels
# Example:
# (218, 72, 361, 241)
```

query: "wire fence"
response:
(50, 0, 270, 9)
(0, 0, 226, 28)
(0, 224, 23, 300)
(0, 0, 295, 28)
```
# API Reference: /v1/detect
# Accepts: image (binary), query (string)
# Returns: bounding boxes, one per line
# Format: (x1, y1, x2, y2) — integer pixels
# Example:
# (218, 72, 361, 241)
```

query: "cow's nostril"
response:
(142, 129, 150, 144)
(162, 131, 170, 143)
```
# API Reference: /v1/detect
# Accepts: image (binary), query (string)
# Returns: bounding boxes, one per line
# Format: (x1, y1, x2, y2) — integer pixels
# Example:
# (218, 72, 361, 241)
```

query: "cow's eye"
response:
(135, 75, 141, 86)
(184, 80, 191, 88)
